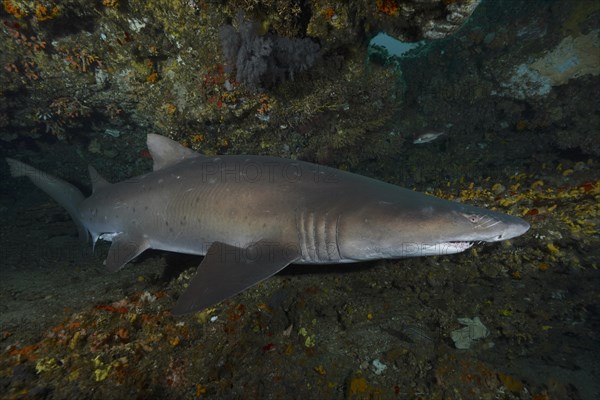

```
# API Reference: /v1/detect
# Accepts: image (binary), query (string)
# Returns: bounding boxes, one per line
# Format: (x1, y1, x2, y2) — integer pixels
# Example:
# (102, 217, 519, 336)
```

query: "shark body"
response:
(6, 134, 529, 314)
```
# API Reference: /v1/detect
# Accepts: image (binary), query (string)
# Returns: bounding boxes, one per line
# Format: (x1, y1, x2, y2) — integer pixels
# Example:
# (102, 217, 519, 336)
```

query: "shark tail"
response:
(6, 158, 88, 242)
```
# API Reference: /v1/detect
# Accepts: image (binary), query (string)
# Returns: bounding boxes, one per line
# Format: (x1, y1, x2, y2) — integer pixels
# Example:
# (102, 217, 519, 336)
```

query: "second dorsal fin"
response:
(88, 165, 111, 193)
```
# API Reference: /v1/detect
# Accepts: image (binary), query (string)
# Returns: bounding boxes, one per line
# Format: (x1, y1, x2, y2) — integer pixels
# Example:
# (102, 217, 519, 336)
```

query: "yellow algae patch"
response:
(546, 243, 560, 254)
(498, 372, 524, 394)
(94, 366, 111, 382)
(314, 365, 326, 376)
(35, 357, 59, 374)
(349, 376, 369, 394)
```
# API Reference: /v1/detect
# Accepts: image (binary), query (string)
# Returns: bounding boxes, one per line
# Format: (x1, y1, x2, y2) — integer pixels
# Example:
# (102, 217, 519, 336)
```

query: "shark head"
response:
(415, 203, 531, 257)
(337, 194, 530, 260)
(448, 205, 531, 243)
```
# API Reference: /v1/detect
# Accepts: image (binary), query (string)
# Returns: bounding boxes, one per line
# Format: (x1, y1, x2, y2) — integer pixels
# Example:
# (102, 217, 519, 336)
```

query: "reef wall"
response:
(0, 0, 598, 171)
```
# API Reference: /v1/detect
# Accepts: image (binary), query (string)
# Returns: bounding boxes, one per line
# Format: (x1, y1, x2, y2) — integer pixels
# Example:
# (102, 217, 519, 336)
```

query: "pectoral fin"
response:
(172, 241, 300, 315)
(105, 233, 150, 272)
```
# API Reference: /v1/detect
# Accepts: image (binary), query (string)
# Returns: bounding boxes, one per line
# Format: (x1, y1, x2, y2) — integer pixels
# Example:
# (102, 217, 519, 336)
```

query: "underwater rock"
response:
(372, 0, 482, 42)
(371, 359, 387, 375)
(529, 31, 600, 86)
(500, 30, 600, 99)
(450, 317, 490, 349)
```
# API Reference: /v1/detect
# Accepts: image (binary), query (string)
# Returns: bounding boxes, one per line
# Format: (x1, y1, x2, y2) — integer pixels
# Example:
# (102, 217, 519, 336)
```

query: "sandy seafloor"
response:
(0, 132, 599, 400)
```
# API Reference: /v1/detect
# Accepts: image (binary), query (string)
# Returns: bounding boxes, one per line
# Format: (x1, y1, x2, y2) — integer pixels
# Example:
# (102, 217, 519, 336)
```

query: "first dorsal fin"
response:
(88, 165, 111, 193)
(146, 134, 202, 171)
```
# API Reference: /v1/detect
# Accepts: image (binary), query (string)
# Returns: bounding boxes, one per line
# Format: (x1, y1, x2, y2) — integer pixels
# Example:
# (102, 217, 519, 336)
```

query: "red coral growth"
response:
(94, 304, 129, 314)
(35, 2, 60, 21)
(8, 344, 39, 361)
(114, 327, 129, 343)
(322, 7, 335, 20)
(261, 343, 276, 353)
(3, 0, 28, 18)
(140, 149, 152, 159)
(202, 64, 226, 88)
(165, 357, 187, 387)
(579, 181, 595, 193)
(227, 303, 245, 321)
(375, 0, 399, 16)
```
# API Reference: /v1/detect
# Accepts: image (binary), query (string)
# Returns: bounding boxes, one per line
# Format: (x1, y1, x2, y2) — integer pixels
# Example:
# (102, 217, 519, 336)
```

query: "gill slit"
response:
(335, 214, 342, 261)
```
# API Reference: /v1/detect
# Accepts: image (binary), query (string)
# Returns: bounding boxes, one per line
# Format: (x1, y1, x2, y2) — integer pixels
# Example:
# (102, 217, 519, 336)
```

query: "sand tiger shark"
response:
(6, 134, 529, 314)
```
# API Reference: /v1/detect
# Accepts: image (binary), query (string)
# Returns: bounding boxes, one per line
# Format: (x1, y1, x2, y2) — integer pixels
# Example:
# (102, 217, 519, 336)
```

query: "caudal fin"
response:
(6, 158, 88, 242)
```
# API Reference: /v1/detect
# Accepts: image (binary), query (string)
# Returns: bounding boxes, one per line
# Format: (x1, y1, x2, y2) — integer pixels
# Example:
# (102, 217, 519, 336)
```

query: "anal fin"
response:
(172, 241, 300, 315)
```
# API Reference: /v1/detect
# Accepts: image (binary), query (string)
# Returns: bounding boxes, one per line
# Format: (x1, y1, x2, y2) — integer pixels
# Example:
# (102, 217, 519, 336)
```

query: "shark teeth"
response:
(446, 241, 474, 250)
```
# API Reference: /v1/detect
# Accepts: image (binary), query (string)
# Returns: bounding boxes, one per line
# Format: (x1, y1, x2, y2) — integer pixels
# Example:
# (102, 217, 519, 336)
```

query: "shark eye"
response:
(462, 213, 484, 224)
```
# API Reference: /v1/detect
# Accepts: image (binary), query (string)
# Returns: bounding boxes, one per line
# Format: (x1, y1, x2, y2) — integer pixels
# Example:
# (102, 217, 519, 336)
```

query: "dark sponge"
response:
(219, 15, 320, 91)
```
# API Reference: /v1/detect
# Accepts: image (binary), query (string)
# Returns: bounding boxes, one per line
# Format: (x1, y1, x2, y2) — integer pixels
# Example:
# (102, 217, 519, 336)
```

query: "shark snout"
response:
(510, 217, 530, 238)
(486, 215, 530, 242)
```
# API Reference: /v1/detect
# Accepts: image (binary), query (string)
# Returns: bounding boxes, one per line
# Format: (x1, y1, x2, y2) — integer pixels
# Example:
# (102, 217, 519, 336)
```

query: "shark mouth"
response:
(432, 241, 475, 254)
(446, 241, 475, 250)
(405, 241, 474, 257)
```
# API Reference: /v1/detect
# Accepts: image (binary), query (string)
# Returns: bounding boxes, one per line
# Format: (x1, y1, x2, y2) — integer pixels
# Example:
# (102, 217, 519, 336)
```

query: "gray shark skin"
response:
(6, 134, 530, 314)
